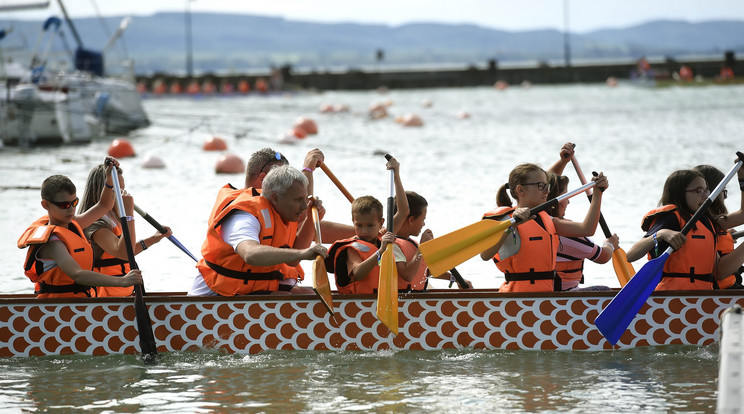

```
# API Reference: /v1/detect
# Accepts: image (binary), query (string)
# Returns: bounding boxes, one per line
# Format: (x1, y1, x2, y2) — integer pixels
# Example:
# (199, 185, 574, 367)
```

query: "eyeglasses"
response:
(685, 187, 710, 197)
(521, 182, 551, 192)
(45, 197, 79, 209)
(258, 151, 283, 174)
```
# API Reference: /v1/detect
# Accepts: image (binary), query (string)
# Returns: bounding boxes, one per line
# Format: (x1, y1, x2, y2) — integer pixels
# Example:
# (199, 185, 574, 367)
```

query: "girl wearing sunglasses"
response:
(18, 157, 143, 298)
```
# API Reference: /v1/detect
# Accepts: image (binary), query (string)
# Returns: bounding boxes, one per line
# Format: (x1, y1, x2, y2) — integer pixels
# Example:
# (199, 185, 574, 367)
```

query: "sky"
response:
(2, 0, 744, 33)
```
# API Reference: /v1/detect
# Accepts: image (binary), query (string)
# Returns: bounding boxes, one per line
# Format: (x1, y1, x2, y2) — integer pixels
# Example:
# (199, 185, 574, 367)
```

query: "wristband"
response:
(653, 232, 659, 256)
(303, 167, 313, 173)
(104, 182, 114, 189)
(126, 216, 134, 222)
(376, 250, 381, 265)
(139, 240, 148, 250)
(603, 241, 615, 252)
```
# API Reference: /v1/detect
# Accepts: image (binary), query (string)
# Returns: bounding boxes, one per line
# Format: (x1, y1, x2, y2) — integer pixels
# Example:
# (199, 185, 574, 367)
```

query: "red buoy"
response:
(294, 117, 318, 135)
(203, 136, 228, 151)
(108, 138, 135, 158)
(215, 153, 245, 174)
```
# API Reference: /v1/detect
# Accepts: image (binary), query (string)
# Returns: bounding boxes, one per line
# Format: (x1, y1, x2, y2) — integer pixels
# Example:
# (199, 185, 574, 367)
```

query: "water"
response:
(1, 83, 742, 412)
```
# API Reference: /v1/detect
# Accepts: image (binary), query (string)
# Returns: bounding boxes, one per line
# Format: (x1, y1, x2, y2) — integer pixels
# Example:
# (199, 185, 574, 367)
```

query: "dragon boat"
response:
(1, 289, 742, 357)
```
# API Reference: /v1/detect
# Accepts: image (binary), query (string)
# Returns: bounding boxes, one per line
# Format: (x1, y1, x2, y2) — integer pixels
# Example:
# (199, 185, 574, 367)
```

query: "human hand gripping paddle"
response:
(133, 204, 198, 262)
(110, 165, 158, 364)
(321, 161, 470, 290)
(377, 154, 399, 335)
(595, 151, 744, 346)
(310, 201, 334, 316)
(571, 155, 635, 286)
(419, 180, 601, 277)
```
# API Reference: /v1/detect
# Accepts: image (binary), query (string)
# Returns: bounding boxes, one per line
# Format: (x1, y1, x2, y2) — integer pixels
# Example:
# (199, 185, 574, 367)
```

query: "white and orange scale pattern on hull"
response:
(0, 290, 742, 357)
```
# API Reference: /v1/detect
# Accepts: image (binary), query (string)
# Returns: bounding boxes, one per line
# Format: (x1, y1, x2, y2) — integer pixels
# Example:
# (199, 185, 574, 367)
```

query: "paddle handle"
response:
(112, 170, 139, 272)
(385, 154, 394, 232)
(311, 205, 323, 245)
(449, 268, 470, 289)
(133, 204, 167, 234)
(679, 154, 744, 237)
(319, 163, 354, 203)
(732, 230, 744, 241)
(572, 157, 613, 238)
(529, 180, 597, 217)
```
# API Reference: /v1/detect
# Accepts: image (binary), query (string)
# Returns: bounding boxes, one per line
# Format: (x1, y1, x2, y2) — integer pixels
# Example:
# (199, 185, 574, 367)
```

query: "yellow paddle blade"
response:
(376, 244, 398, 335)
(612, 247, 636, 287)
(419, 219, 513, 277)
(312, 256, 334, 316)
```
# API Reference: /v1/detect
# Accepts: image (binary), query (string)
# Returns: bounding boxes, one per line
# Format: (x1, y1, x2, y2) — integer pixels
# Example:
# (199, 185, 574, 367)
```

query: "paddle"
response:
(133, 204, 198, 262)
(448, 268, 470, 289)
(733, 229, 744, 240)
(311, 204, 334, 316)
(320, 163, 354, 203)
(420, 180, 599, 277)
(570, 156, 635, 286)
(110, 166, 159, 364)
(595, 152, 744, 345)
(376, 154, 399, 334)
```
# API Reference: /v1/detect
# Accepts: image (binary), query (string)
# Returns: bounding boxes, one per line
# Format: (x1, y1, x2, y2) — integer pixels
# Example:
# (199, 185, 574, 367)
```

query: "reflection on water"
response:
(0, 346, 718, 412)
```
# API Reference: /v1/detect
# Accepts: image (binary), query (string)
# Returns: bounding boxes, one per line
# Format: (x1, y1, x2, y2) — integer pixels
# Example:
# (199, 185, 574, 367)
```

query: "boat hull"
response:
(0, 290, 741, 357)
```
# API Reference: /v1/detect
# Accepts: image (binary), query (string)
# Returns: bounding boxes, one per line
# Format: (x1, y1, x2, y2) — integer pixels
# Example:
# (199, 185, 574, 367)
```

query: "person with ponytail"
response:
(480, 162, 609, 292)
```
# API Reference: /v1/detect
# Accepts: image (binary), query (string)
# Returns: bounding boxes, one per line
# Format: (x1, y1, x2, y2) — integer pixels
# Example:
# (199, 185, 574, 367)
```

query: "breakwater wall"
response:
(135, 52, 739, 93)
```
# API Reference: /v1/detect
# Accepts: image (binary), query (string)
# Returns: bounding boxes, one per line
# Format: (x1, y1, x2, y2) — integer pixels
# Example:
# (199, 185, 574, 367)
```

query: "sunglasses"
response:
(258, 151, 283, 174)
(45, 197, 79, 209)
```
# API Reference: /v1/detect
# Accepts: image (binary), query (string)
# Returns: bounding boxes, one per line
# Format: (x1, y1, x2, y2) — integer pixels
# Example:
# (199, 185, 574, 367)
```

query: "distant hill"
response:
(1, 12, 743, 75)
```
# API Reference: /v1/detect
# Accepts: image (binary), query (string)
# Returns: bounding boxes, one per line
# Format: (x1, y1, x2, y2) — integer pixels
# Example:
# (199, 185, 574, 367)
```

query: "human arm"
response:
(626, 229, 686, 262)
(38, 241, 142, 287)
(293, 197, 322, 252)
(236, 240, 327, 267)
(75, 157, 119, 229)
(552, 172, 608, 237)
(387, 157, 409, 233)
(593, 234, 619, 264)
(718, 243, 744, 279)
(720, 165, 744, 228)
(348, 232, 394, 282)
(302, 148, 324, 196)
(547, 142, 575, 176)
(320, 221, 356, 244)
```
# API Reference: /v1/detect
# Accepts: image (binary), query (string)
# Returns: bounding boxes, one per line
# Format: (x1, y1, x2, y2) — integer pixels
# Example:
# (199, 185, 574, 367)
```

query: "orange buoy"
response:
(202, 81, 215, 94)
(136, 82, 147, 94)
(320, 103, 334, 113)
(238, 79, 250, 93)
(215, 153, 245, 174)
(108, 138, 135, 158)
(421, 99, 433, 108)
(457, 110, 471, 119)
(369, 102, 387, 119)
(255, 78, 268, 93)
(292, 127, 308, 139)
(203, 136, 228, 151)
(186, 81, 200, 94)
(170, 82, 182, 94)
(679, 66, 693, 82)
(606, 76, 618, 87)
(494, 80, 509, 90)
(399, 113, 423, 127)
(153, 81, 166, 95)
(294, 117, 318, 135)
(221, 82, 234, 94)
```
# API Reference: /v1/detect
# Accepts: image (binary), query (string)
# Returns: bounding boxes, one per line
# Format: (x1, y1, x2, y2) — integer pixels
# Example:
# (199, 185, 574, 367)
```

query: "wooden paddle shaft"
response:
(571, 157, 613, 238)
(319, 163, 354, 203)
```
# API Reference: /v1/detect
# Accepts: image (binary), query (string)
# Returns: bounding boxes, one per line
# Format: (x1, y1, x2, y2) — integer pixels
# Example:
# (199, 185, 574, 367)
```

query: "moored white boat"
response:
(1, 289, 741, 357)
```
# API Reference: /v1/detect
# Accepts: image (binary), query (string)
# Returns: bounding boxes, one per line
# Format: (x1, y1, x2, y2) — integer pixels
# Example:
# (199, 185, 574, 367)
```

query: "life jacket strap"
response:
(662, 270, 714, 284)
(35, 281, 93, 296)
(504, 270, 556, 283)
(205, 260, 284, 282)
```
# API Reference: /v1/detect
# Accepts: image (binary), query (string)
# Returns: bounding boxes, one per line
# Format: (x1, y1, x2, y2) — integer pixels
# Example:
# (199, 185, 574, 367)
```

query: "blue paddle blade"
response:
(594, 251, 669, 345)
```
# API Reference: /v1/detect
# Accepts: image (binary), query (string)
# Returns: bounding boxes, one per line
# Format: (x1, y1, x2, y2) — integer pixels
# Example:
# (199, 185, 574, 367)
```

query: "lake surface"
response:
(1, 83, 741, 412)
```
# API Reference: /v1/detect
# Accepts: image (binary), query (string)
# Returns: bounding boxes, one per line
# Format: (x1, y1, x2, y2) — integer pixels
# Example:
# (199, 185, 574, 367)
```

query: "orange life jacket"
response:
(92, 221, 134, 297)
(716, 231, 736, 289)
(394, 236, 427, 291)
(642, 205, 717, 290)
(483, 207, 559, 292)
(326, 237, 380, 294)
(18, 216, 95, 298)
(556, 258, 584, 285)
(197, 189, 298, 296)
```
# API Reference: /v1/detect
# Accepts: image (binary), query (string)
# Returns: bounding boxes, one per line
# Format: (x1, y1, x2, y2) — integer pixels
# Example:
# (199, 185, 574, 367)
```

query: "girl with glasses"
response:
(626, 168, 744, 290)
(479, 161, 609, 293)
(17, 157, 143, 298)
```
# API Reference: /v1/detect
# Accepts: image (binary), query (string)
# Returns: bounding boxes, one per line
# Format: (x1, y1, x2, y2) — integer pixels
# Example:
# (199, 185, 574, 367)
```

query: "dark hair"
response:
(246, 148, 289, 187)
(545, 173, 569, 217)
(496, 163, 546, 207)
(41, 175, 76, 201)
(405, 191, 427, 218)
(660, 169, 722, 234)
(692, 164, 727, 216)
